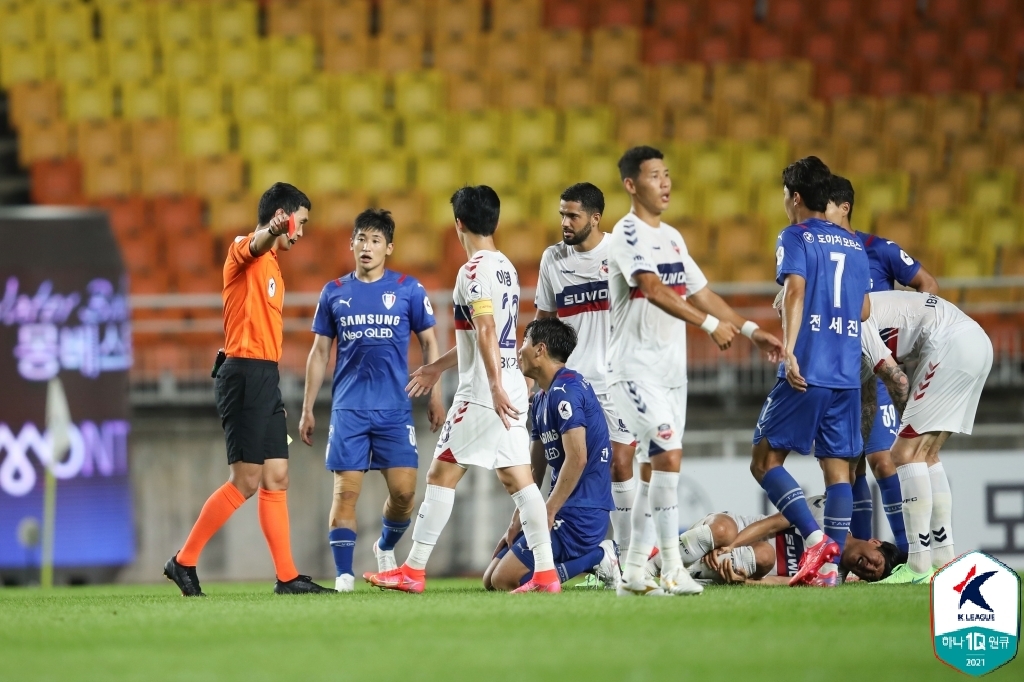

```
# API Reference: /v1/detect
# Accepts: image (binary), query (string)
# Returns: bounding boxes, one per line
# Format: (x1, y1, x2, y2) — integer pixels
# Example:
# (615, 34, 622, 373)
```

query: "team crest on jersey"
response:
(600, 259, 609, 275)
(657, 423, 673, 440)
(803, 231, 815, 243)
(670, 240, 680, 255)
(382, 292, 396, 309)
(267, 277, 277, 298)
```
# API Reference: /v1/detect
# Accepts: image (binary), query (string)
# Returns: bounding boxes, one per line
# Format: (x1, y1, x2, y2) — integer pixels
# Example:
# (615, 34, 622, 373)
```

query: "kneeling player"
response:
(483, 318, 618, 591)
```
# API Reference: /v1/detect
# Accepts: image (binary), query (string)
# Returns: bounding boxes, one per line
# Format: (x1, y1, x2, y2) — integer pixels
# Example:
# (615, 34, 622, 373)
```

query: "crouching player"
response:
(484, 318, 619, 591)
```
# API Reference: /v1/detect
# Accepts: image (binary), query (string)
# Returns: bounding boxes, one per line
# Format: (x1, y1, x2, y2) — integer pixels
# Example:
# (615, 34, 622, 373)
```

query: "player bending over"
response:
(861, 290, 993, 583)
(608, 146, 784, 596)
(299, 209, 445, 592)
(750, 157, 871, 588)
(826, 175, 939, 553)
(368, 186, 560, 594)
(483, 318, 619, 591)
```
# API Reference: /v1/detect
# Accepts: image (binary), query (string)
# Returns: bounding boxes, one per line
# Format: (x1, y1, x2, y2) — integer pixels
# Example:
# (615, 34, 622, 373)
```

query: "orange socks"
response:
(178, 482, 246, 567)
(258, 488, 299, 582)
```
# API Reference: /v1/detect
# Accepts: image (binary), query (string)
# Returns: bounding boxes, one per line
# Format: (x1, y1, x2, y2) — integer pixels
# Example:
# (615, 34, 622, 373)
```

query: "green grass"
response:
(0, 579, 1020, 682)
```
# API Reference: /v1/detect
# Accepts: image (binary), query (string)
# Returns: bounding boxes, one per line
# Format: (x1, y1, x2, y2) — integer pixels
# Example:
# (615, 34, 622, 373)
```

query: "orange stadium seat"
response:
(434, 0, 484, 35)
(379, 0, 428, 39)
(653, 63, 706, 110)
(551, 68, 598, 108)
(671, 103, 715, 143)
(322, 34, 375, 73)
(75, 119, 129, 161)
(770, 99, 826, 143)
(596, 0, 643, 28)
(867, 61, 911, 97)
(603, 66, 649, 111)
(484, 30, 534, 74)
(987, 92, 1024, 140)
(967, 58, 1014, 95)
(93, 195, 149, 241)
(319, 0, 372, 42)
(925, 0, 967, 28)
(447, 70, 491, 111)
(763, 59, 813, 103)
(378, 33, 427, 73)
(152, 195, 204, 237)
(885, 134, 941, 177)
(813, 62, 857, 101)
(801, 32, 842, 65)
(433, 32, 481, 73)
(494, 70, 546, 109)
(266, 0, 316, 39)
(591, 27, 641, 72)
(932, 93, 982, 140)
(950, 133, 994, 174)
(312, 191, 369, 230)
(167, 229, 216, 273)
(651, 0, 698, 32)
(545, 0, 586, 30)
(874, 209, 924, 250)
(17, 120, 72, 168)
(30, 158, 83, 205)
(128, 118, 177, 162)
(642, 27, 689, 65)
(7, 81, 61, 129)
(816, 0, 856, 31)
(491, 0, 542, 34)
(705, 0, 755, 35)
(374, 190, 427, 228)
(139, 157, 190, 197)
(538, 29, 585, 74)
(746, 26, 789, 61)
(764, 0, 810, 31)
(83, 156, 137, 199)
(616, 106, 661, 148)
(696, 29, 740, 65)
(913, 172, 961, 210)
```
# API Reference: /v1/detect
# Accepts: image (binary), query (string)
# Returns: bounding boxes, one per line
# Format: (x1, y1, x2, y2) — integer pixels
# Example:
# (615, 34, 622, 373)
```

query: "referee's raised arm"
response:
(163, 182, 335, 597)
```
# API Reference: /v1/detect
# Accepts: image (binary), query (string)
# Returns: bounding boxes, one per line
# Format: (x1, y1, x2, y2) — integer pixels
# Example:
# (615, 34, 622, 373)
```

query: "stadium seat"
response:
(337, 73, 387, 116)
(830, 96, 880, 139)
(552, 68, 598, 108)
(178, 117, 232, 158)
(121, 78, 172, 119)
(433, 32, 481, 73)
(344, 114, 397, 154)
(192, 154, 246, 199)
(683, 140, 736, 185)
(63, 80, 117, 121)
(651, 0, 697, 32)
(98, 1, 153, 43)
(266, 0, 315, 39)
(763, 59, 813, 104)
(379, 0, 428, 38)
(672, 103, 715, 143)
(601, 190, 634, 223)
(700, 179, 753, 222)
(879, 95, 931, 141)
(155, 1, 206, 45)
(642, 27, 689, 65)
(120, 232, 161, 272)
(413, 154, 465, 195)
(596, 0, 642, 27)
(447, 70, 491, 111)
(434, 0, 484, 35)
(208, 193, 260, 235)
(986, 92, 1024, 140)
(696, 29, 740, 65)
(949, 133, 994, 174)
(394, 71, 446, 116)
(838, 136, 885, 175)
(967, 58, 1013, 96)
(867, 61, 911, 97)
(924, 0, 965, 27)
(75, 119, 128, 161)
(670, 215, 709, 260)
(943, 248, 992, 278)
(591, 27, 641, 72)
(965, 169, 1016, 210)
(545, 0, 586, 30)
(161, 41, 212, 82)
(874, 209, 924, 250)
(801, 32, 842, 65)
(322, 34, 375, 73)
(616, 106, 661, 148)
(885, 134, 941, 177)
(6, 81, 61, 129)
(712, 62, 763, 107)
(569, 146, 621, 191)
(790, 135, 837, 169)
(653, 63, 706, 110)
(915, 59, 959, 96)
(769, 99, 826, 143)
(485, 30, 535, 74)
(931, 93, 982, 140)
(0, 44, 48, 88)
(736, 138, 789, 185)
(718, 101, 769, 140)
(285, 77, 332, 121)
(603, 66, 650, 111)
(848, 171, 910, 218)
(466, 152, 518, 189)
(997, 135, 1024, 173)
(495, 70, 546, 109)
(378, 33, 427, 73)
(52, 42, 104, 85)
(389, 226, 441, 269)
(151, 195, 204, 237)
(303, 157, 354, 195)
(491, 0, 542, 34)
(319, 0, 372, 42)
(714, 214, 763, 266)
(42, 1, 94, 45)
(174, 80, 226, 121)
(359, 155, 411, 193)
(214, 39, 264, 82)
(977, 206, 1024, 252)
(538, 29, 585, 74)
(93, 194, 149, 240)
(913, 172, 960, 210)
(83, 156, 137, 199)
(926, 207, 974, 252)
(294, 119, 341, 158)
(746, 26, 789, 61)
(562, 107, 613, 150)
(30, 158, 83, 205)
(229, 80, 280, 122)
(764, 0, 809, 32)
(427, 190, 460, 227)
(374, 190, 426, 228)
(908, 23, 946, 65)
(209, 0, 258, 43)
(403, 114, 449, 156)
(453, 109, 504, 152)
(509, 108, 557, 153)
(313, 191, 370, 230)
(813, 62, 857, 101)
(105, 41, 158, 83)
(0, 3, 39, 47)
(16, 119, 72, 168)
(523, 150, 569, 191)
(268, 36, 317, 78)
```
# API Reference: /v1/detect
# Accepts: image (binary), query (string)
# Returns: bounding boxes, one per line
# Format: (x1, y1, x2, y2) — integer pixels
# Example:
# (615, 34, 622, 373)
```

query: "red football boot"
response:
(367, 565, 425, 593)
(788, 537, 840, 586)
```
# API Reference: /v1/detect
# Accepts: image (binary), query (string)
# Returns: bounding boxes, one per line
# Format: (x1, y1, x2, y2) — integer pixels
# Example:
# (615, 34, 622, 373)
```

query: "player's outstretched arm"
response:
(861, 359, 878, 445)
(546, 427, 588, 528)
(474, 314, 520, 430)
(299, 334, 333, 446)
(876, 357, 910, 415)
(688, 287, 784, 361)
(708, 514, 790, 570)
(634, 272, 738, 349)
(908, 266, 939, 295)
(780, 274, 807, 391)
(407, 347, 458, 398)
(249, 210, 291, 258)
(415, 328, 446, 432)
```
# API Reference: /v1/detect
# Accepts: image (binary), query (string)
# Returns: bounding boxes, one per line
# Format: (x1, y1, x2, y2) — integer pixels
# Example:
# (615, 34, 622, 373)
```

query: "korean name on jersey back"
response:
(775, 218, 871, 389)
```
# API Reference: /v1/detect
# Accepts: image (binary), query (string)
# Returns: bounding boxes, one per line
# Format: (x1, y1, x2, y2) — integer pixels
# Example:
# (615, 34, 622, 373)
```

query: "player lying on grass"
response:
(643, 497, 907, 585)
(483, 318, 619, 591)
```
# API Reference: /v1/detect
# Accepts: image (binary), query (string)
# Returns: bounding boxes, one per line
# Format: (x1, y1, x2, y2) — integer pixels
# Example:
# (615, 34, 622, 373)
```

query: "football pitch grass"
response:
(1, 579, 1020, 682)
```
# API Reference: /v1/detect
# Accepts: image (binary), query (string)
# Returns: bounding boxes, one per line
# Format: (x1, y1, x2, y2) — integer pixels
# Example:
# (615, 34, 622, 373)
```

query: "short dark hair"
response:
(560, 182, 605, 215)
(354, 208, 395, 243)
(524, 318, 577, 363)
(781, 156, 831, 212)
(876, 542, 908, 582)
(450, 185, 500, 236)
(829, 175, 855, 222)
(257, 182, 311, 226)
(618, 145, 664, 181)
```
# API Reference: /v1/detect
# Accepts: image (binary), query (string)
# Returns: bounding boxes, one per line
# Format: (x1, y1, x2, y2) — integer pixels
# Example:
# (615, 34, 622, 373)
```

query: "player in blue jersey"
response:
(483, 318, 620, 591)
(298, 209, 445, 592)
(826, 176, 938, 556)
(750, 157, 872, 587)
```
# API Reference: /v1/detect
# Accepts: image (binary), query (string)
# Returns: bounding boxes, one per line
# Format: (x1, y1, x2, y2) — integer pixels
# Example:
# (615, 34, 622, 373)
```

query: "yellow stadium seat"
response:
(105, 41, 157, 82)
(83, 156, 137, 199)
(214, 39, 264, 82)
(603, 66, 648, 111)
(414, 154, 465, 195)
(302, 158, 354, 195)
(208, 192, 259, 234)
(838, 136, 885, 175)
(965, 169, 1016, 210)
(495, 70, 545, 110)
(538, 29, 584, 74)
(322, 34, 375, 74)
(64, 80, 116, 121)
(569, 147, 620, 192)
(672, 216, 710, 260)
(885, 134, 940, 177)
(998, 135, 1024, 173)
(129, 119, 178, 160)
(74, 119, 128, 161)
(700, 179, 752, 221)
(404, 114, 450, 155)
(337, 73, 386, 116)
(849, 171, 910, 219)
(285, 77, 332, 120)
(0, 44, 48, 88)
(719, 101, 769, 141)
(509, 108, 557, 153)
(375, 190, 426, 228)
(359, 154, 410, 193)
(672, 104, 715, 143)
(977, 206, 1024, 251)
(52, 42, 103, 85)
(99, 1, 153, 44)
(394, 71, 446, 116)
(591, 27, 640, 72)
(880, 95, 931, 141)
(43, 2, 94, 46)
(944, 249, 991, 278)
(616, 106, 661, 148)
(453, 110, 504, 152)
(319, 0, 372, 43)
(433, 32, 481, 74)
(433, 0, 484, 36)
(932, 93, 982, 141)
(161, 41, 211, 82)
(466, 152, 517, 189)
(250, 156, 303, 194)
(763, 59, 813, 104)
(209, 0, 258, 43)
(926, 207, 974, 251)
(769, 99, 826, 144)
(121, 78, 172, 119)
(654, 63, 706, 110)
(737, 138, 789, 185)
(563, 107, 613, 151)
(390, 226, 440, 268)
(712, 62, 764, 107)
(913, 172, 960, 210)
(294, 119, 341, 158)
(602, 190, 633, 223)
(139, 156, 191, 196)
(174, 79, 226, 120)
(875, 210, 924, 250)
(268, 36, 316, 79)
(238, 119, 289, 159)
(379, 0, 427, 39)
(753, 181, 791, 236)
(229, 80, 281, 121)
(427, 190, 457, 227)
(155, 1, 205, 46)
(987, 92, 1024, 140)
(0, 4, 39, 47)
(790, 135, 837, 169)
(344, 114, 397, 154)
(494, 221, 546, 264)
(179, 117, 231, 157)
(950, 134, 994, 174)
(682, 140, 736, 185)
(378, 33, 427, 73)
(830, 97, 880, 139)
(484, 29, 535, 74)
(524, 150, 569, 191)
(17, 119, 72, 167)
(552, 68, 597, 109)
(491, 0, 541, 33)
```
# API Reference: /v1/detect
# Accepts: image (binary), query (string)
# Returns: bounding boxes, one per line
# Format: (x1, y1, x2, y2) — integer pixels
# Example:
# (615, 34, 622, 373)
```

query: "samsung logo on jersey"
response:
(816, 234, 864, 250)
(337, 314, 401, 327)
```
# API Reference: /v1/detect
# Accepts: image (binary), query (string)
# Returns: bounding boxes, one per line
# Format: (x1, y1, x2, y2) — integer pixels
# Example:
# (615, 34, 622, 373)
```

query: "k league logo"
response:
(932, 550, 1020, 676)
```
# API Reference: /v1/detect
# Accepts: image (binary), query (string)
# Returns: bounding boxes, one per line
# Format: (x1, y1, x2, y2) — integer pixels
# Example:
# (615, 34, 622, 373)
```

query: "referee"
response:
(165, 182, 333, 595)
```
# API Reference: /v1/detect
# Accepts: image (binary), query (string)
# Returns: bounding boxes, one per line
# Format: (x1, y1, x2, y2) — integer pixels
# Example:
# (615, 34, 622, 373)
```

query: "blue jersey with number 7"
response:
(775, 218, 871, 389)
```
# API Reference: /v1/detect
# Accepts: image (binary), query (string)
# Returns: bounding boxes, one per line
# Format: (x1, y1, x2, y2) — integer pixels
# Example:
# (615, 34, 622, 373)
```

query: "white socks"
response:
(622, 480, 654, 579)
(511, 484, 555, 573)
(679, 523, 714, 567)
(650, 471, 683, 574)
(405, 485, 455, 570)
(898, 462, 933, 574)
(727, 545, 757, 578)
(929, 462, 954, 569)
(610, 479, 636, 552)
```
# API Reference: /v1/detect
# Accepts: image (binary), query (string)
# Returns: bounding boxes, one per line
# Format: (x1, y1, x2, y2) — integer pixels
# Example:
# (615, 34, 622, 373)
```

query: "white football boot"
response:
(334, 573, 355, 592)
(660, 565, 704, 596)
(594, 540, 622, 590)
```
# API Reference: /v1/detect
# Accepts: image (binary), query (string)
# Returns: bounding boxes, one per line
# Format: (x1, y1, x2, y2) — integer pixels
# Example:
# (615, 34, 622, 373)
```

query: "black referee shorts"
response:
(214, 358, 289, 465)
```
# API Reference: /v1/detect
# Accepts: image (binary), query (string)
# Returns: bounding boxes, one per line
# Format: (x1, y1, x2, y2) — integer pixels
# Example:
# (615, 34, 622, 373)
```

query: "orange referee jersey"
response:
(222, 233, 284, 362)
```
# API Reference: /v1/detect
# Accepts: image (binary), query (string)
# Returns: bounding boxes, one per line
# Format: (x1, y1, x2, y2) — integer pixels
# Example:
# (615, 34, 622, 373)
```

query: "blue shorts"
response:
(325, 409, 419, 471)
(752, 379, 862, 458)
(864, 376, 898, 455)
(498, 506, 609, 583)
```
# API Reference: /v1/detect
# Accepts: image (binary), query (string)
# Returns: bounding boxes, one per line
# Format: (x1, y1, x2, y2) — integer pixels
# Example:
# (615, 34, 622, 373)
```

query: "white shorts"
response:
(595, 391, 636, 447)
(900, 324, 993, 437)
(609, 381, 687, 464)
(433, 400, 531, 470)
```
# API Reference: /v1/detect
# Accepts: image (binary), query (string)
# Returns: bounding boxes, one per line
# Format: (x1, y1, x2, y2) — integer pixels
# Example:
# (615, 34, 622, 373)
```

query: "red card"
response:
(287, 213, 297, 238)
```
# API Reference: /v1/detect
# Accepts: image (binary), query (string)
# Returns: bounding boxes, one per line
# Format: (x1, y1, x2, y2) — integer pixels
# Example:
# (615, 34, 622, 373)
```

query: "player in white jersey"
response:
(368, 185, 560, 594)
(608, 146, 785, 596)
(860, 290, 993, 584)
(534, 182, 650, 565)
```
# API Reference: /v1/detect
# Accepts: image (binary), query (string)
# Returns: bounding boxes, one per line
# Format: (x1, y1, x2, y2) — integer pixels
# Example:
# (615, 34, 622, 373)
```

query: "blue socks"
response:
(851, 474, 873, 540)
(824, 483, 853, 555)
(556, 547, 606, 584)
(761, 467, 820, 539)
(877, 473, 909, 553)
(329, 527, 357, 578)
(378, 517, 411, 552)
